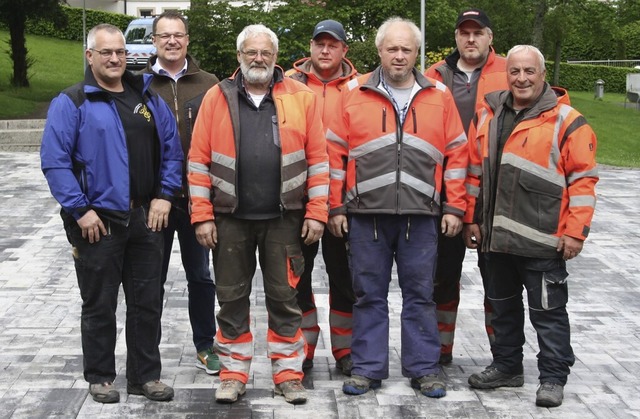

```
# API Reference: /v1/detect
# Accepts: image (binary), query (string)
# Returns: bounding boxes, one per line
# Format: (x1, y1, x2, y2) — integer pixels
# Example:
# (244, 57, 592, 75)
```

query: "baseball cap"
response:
(455, 9, 491, 29)
(312, 19, 347, 43)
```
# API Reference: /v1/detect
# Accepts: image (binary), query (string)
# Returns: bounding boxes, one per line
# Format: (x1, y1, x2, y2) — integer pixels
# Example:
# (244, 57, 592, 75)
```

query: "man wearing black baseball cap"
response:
(424, 8, 507, 367)
(287, 19, 358, 377)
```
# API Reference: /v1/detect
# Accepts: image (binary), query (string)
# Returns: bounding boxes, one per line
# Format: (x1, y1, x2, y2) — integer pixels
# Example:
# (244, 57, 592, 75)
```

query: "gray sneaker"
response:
(275, 379, 307, 404)
(89, 382, 120, 403)
(536, 382, 564, 407)
(127, 380, 174, 401)
(411, 374, 447, 398)
(215, 379, 246, 403)
(468, 366, 524, 389)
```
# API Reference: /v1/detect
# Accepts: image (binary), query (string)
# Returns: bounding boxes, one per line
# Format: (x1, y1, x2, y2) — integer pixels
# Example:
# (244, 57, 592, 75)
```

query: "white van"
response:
(124, 17, 156, 70)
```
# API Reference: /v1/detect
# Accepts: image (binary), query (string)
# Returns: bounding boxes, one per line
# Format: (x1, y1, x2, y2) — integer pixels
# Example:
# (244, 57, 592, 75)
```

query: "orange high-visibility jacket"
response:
(425, 47, 507, 120)
(465, 85, 599, 258)
(188, 66, 330, 224)
(328, 68, 468, 217)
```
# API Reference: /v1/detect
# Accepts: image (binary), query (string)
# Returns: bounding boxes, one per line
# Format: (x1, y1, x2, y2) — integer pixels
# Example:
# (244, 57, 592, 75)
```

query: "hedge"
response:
(4, 6, 134, 42)
(546, 61, 640, 94)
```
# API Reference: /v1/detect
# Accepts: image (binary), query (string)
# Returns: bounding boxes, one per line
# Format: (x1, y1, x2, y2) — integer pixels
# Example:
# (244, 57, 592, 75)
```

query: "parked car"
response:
(124, 18, 156, 70)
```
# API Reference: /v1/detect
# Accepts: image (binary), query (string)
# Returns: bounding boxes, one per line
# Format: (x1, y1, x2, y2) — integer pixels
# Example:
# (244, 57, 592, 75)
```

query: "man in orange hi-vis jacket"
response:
(464, 45, 598, 408)
(187, 24, 329, 405)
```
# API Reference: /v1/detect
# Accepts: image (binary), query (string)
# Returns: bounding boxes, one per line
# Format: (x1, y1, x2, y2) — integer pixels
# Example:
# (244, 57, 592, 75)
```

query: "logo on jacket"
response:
(134, 103, 151, 122)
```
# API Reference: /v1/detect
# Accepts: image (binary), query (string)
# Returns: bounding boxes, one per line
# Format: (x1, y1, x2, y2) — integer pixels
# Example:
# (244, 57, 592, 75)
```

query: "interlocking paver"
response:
(1, 152, 639, 418)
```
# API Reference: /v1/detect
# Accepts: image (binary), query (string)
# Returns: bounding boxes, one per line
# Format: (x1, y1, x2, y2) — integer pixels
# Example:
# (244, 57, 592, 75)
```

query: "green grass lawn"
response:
(0, 30, 84, 118)
(568, 90, 640, 168)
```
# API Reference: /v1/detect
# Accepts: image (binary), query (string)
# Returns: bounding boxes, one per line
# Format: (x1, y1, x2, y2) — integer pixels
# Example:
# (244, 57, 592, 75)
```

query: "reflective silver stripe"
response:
(439, 330, 454, 345)
(308, 161, 329, 177)
(302, 330, 320, 347)
(283, 149, 306, 166)
(330, 333, 351, 350)
(403, 133, 444, 164)
(329, 311, 352, 329)
(214, 339, 253, 375)
(326, 128, 348, 149)
(346, 78, 360, 91)
(466, 183, 480, 198)
(188, 161, 209, 175)
(283, 172, 306, 194)
(436, 310, 457, 324)
(212, 152, 235, 170)
(444, 168, 467, 181)
(493, 215, 559, 248)
(211, 175, 236, 197)
(330, 168, 346, 180)
(550, 105, 572, 167)
(447, 132, 467, 151)
(354, 172, 396, 195)
(434, 80, 447, 92)
(400, 171, 439, 203)
(570, 194, 596, 208)
(477, 109, 489, 131)
(189, 184, 210, 198)
(349, 134, 396, 160)
(270, 335, 306, 375)
(501, 153, 565, 188)
(568, 166, 599, 184)
(308, 184, 329, 199)
(301, 310, 318, 328)
(468, 164, 482, 177)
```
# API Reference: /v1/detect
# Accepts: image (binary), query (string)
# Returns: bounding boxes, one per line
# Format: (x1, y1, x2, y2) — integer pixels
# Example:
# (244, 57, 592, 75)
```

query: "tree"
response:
(0, 0, 66, 87)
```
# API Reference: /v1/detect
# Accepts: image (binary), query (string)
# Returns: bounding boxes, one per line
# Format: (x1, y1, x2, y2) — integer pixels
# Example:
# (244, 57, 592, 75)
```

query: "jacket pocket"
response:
(516, 170, 563, 234)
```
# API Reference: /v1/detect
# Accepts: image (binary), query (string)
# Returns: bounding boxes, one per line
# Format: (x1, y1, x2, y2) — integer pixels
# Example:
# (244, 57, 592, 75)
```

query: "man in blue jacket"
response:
(40, 23, 183, 404)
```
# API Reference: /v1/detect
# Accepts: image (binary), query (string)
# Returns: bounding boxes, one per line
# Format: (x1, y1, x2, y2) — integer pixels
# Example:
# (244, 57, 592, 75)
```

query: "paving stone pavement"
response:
(1, 151, 639, 418)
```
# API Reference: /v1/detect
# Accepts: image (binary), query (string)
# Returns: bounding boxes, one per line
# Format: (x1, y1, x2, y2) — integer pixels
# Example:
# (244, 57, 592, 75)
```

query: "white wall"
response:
(64, 0, 190, 17)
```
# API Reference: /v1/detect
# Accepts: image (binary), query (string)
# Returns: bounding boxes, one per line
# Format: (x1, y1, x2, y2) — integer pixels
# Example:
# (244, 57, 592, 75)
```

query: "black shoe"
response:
(302, 358, 314, 371)
(536, 382, 564, 407)
(336, 354, 353, 376)
(468, 366, 524, 389)
(439, 353, 453, 365)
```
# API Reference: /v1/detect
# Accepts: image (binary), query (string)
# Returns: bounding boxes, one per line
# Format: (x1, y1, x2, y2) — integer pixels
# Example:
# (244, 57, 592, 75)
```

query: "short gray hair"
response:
(375, 17, 421, 50)
(237, 24, 279, 53)
(507, 45, 546, 71)
(87, 24, 125, 50)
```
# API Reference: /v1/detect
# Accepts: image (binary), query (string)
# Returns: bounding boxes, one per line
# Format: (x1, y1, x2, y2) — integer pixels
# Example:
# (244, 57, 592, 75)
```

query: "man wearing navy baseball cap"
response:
(287, 19, 358, 377)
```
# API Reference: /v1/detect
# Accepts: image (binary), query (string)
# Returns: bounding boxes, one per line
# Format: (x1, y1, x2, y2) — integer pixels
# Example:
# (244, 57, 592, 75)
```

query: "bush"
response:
(23, 5, 133, 42)
(547, 61, 640, 93)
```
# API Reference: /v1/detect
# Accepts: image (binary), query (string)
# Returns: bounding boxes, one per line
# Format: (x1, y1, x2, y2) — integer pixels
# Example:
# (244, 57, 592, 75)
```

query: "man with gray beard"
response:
(187, 24, 329, 405)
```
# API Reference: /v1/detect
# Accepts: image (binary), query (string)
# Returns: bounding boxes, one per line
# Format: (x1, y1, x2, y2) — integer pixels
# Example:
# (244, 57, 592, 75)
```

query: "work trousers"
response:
(298, 229, 355, 361)
(433, 231, 494, 356)
(485, 252, 575, 385)
(212, 211, 306, 384)
(348, 214, 440, 380)
(161, 198, 216, 352)
(63, 205, 163, 385)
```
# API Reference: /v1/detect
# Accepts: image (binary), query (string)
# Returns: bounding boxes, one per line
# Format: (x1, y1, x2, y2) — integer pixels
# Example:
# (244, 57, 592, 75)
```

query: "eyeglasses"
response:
(154, 33, 187, 41)
(90, 48, 127, 59)
(241, 50, 274, 59)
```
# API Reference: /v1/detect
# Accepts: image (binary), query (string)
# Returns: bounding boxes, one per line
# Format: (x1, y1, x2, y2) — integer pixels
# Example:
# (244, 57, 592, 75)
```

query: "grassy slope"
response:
(569, 91, 640, 168)
(0, 30, 84, 118)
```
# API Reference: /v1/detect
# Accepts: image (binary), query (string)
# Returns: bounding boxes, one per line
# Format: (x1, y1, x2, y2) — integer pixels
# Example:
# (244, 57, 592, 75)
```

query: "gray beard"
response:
(241, 62, 274, 85)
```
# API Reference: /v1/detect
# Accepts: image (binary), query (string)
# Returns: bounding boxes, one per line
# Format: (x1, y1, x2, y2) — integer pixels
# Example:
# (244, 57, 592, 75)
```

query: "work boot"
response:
(342, 374, 382, 395)
(215, 379, 246, 403)
(302, 358, 314, 371)
(536, 382, 564, 407)
(411, 374, 447, 398)
(468, 366, 524, 389)
(274, 379, 307, 404)
(336, 354, 353, 376)
(127, 380, 174, 401)
(89, 382, 120, 403)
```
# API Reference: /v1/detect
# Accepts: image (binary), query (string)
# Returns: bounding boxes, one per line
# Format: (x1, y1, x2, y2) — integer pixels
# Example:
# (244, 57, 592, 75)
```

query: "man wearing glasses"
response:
(142, 10, 221, 377)
(188, 24, 329, 405)
(40, 24, 182, 404)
